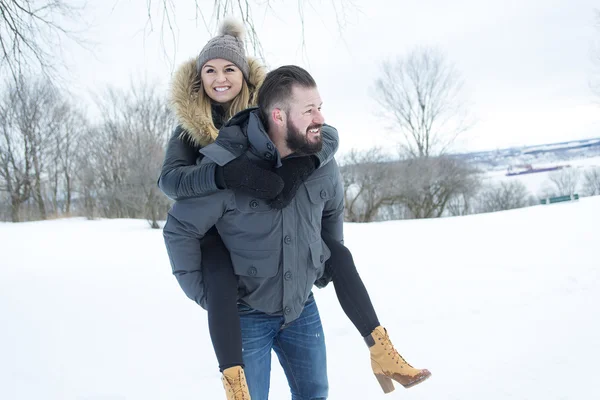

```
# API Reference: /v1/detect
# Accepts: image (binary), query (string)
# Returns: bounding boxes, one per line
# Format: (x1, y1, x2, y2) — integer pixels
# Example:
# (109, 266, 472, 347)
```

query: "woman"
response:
(159, 18, 431, 400)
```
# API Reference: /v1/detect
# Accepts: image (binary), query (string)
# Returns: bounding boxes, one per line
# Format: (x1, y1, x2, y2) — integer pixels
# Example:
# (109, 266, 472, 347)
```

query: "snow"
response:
(1, 196, 599, 399)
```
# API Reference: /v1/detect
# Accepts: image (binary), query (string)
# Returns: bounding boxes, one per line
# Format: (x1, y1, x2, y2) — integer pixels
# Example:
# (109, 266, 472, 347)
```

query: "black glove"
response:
(215, 155, 284, 199)
(269, 156, 317, 209)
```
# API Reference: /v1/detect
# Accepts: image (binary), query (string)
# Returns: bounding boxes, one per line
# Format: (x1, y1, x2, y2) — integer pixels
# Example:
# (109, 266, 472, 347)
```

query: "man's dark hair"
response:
(258, 65, 316, 129)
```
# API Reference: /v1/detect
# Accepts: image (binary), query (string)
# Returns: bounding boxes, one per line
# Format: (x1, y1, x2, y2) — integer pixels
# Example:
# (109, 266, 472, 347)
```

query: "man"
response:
(163, 65, 342, 399)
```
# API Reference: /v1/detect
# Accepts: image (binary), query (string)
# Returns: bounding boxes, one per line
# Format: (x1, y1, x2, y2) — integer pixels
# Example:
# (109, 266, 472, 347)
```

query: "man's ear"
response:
(270, 108, 285, 128)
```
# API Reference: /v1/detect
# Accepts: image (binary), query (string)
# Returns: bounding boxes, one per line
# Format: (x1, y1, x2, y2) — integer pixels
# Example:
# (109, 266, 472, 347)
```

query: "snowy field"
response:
(1, 196, 599, 399)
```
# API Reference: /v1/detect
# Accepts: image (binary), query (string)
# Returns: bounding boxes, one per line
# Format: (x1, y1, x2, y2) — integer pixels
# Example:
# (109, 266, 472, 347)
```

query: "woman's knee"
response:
(201, 231, 232, 271)
(325, 241, 354, 273)
(201, 230, 237, 298)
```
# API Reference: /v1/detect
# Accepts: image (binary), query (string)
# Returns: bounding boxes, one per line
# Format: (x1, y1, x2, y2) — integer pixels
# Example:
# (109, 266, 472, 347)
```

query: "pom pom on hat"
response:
(219, 17, 245, 42)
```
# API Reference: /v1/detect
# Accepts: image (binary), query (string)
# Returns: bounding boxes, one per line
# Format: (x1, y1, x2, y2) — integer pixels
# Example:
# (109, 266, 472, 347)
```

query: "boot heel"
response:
(374, 374, 395, 393)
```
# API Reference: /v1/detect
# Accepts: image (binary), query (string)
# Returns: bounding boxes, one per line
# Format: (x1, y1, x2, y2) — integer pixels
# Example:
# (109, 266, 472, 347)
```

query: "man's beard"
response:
(285, 119, 323, 155)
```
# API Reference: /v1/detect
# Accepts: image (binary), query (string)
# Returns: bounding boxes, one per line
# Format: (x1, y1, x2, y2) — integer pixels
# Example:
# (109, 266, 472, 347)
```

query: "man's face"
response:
(284, 85, 324, 155)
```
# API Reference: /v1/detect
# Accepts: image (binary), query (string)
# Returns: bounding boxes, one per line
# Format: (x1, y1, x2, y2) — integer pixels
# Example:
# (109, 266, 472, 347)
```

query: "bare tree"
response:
(582, 167, 600, 196)
(339, 149, 480, 222)
(60, 108, 85, 214)
(74, 132, 98, 220)
(339, 147, 398, 223)
(373, 47, 471, 158)
(396, 156, 478, 219)
(0, 1, 86, 85)
(0, 83, 30, 222)
(14, 79, 68, 220)
(0, 76, 71, 221)
(79, 80, 173, 227)
(90, 98, 131, 219)
(446, 177, 482, 216)
(121, 82, 174, 228)
(46, 102, 86, 216)
(547, 168, 581, 197)
(476, 180, 532, 213)
(0, 191, 10, 220)
(370, 46, 478, 219)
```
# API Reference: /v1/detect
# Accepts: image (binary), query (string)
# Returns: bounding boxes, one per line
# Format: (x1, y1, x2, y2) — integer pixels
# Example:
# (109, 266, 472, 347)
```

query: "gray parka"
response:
(162, 109, 344, 324)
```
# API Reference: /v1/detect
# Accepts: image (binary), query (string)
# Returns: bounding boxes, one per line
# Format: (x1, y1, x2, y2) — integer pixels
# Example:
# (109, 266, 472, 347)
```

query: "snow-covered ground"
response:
(1, 196, 599, 399)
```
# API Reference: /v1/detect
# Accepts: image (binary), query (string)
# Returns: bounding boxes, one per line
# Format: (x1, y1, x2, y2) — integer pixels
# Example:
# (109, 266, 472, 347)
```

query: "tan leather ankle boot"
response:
(221, 366, 251, 400)
(365, 326, 431, 393)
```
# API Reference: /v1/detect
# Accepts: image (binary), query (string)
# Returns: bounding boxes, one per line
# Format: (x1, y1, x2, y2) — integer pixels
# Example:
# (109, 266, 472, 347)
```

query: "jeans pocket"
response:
(237, 302, 256, 315)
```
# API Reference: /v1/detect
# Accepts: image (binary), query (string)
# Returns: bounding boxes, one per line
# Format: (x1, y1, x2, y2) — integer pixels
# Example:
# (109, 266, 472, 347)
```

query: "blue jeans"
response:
(238, 296, 328, 400)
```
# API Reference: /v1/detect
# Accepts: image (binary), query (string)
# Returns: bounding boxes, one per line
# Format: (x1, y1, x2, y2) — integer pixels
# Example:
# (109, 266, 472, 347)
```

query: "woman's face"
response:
(200, 58, 244, 104)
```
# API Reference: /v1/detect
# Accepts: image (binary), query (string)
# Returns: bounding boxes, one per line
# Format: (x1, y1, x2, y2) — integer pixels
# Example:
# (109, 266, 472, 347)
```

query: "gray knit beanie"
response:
(196, 18, 250, 81)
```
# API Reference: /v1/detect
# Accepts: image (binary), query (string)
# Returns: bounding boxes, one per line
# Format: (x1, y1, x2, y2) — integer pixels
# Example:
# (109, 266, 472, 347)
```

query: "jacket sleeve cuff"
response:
(315, 124, 339, 168)
(199, 143, 238, 166)
(198, 162, 221, 193)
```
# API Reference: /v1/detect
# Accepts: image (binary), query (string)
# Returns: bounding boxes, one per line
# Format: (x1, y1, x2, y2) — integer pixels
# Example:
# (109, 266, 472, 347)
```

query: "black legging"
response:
(321, 234, 380, 337)
(201, 227, 244, 371)
(201, 228, 380, 372)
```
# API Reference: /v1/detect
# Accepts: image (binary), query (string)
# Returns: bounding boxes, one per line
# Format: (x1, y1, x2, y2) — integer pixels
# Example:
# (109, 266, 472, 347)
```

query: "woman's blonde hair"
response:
(196, 76, 258, 139)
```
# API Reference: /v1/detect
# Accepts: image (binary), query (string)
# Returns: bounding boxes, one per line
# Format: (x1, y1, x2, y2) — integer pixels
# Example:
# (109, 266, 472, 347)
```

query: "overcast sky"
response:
(55, 0, 600, 155)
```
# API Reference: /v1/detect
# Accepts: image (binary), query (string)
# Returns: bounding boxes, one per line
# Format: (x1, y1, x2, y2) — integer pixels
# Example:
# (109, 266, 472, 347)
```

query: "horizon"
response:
(450, 135, 600, 155)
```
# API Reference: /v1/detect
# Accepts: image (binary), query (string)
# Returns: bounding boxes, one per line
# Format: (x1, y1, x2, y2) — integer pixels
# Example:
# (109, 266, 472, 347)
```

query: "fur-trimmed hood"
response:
(169, 56, 266, 148)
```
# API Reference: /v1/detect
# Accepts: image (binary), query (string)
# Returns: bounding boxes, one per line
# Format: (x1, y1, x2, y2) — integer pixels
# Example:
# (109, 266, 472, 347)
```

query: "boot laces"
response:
(225, 371, 249, 400)
(378, 332, 413, 368)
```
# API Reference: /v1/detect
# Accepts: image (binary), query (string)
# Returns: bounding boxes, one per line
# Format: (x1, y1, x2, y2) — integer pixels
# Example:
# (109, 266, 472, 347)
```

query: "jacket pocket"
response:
(308, 239, 330, 273)
(229, 248, 281, 278)
(306, 239, 331, 294)
(303, 176, 336, 240)
(234, 192, 272, 213)
(304, 175, 336, 205)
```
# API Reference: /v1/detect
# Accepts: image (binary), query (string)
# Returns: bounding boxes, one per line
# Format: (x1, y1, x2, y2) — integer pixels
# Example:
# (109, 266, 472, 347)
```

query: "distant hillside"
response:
(454, 137, 600, 172)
